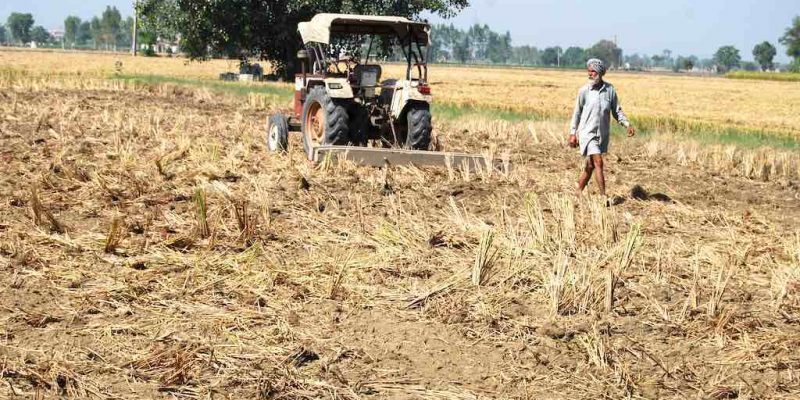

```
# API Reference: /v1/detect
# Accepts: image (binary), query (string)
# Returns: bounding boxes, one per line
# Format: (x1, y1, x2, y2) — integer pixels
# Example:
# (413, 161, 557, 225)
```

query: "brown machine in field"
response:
(265, 13, 502, 171)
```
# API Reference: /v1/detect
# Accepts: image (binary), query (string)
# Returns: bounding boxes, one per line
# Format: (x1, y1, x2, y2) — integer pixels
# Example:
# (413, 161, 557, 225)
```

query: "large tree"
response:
(752, 41, 776, 71)
(101, 6, 122, 49)
(64, 16, 81, 47)
(714, 45, 741, 72)
(77, 21, 92, 45)
(90, 17, 102, 48)
(540, 46, 561, 66)
(7, 13, 34, 44)
(452, 33, 471, 63)
(117, 16, 134, 48)
(585, 40, 623, 69)
(30, 26, 51, 44)
(0, 25, 6, 44)
(780, 16, 800, 63)
(512, 45, 540, 66)
(561, 46, 586, 68)
(485, 30, 512, 64)
(155, 0, 469, 78)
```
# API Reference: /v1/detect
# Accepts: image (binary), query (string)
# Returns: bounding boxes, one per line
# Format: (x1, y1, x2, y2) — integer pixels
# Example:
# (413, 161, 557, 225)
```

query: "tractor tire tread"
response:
(406, 103, 432, 150)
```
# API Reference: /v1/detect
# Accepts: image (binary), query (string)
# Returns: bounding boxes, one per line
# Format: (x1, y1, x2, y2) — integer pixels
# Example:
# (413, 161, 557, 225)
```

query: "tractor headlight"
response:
(328, 82, 343, 90)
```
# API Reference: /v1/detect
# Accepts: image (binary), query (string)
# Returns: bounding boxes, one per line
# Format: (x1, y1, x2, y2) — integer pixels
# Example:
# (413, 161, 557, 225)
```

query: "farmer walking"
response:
(568, 58, 635, 200)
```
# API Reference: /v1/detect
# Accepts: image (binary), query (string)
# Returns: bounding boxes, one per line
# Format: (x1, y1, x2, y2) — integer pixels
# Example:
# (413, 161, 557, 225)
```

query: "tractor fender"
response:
(323, 77, 354, 99)
(388, 80, 433, 119)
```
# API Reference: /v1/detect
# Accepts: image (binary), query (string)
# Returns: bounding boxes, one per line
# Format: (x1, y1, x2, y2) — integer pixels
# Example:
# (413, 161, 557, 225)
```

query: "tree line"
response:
(63, 7, 133, 51)
(2, 13, 53, 46)
(430, 23, 796, 73)
(1, 8, 133, 50)
(431, 23, 625, 69)
(2, 3, 799, 75)
(0, 6, 174, 54)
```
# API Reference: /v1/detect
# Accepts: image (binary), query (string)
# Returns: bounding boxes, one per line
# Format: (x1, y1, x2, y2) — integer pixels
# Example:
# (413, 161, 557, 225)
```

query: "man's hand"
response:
(568, 134, 578, 148)
(627, 126, 636, 137)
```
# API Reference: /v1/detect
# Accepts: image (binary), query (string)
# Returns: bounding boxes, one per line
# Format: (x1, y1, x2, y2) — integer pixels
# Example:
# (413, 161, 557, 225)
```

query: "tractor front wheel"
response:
(266, 113, 289, 152)
(301, 86, 350, 160)
(405, 102, 432, 150)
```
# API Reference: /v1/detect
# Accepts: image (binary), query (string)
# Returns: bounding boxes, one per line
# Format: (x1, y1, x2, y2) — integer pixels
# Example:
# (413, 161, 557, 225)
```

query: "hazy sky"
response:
(2, 0, 796, 62)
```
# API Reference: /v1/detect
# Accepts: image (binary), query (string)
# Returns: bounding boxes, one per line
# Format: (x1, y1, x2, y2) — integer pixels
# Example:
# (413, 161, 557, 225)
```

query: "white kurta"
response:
(569, 81, 630, 156)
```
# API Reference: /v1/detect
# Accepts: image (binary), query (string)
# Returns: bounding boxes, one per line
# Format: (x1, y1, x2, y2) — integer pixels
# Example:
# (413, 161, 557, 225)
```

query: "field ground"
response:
(1, 50, 800, 399)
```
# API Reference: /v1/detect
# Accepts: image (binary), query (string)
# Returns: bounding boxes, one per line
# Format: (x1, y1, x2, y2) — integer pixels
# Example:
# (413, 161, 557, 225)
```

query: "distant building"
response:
(154, 36, 180, 54)
(49, 29, 65, 42)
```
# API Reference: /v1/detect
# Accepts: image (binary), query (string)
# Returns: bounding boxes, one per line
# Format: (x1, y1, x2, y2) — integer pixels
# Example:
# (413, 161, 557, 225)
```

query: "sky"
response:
(1, 0, 796, 62)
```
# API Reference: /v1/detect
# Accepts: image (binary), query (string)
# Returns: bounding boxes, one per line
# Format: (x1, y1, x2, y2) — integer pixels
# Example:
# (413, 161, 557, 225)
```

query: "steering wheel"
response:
(336, 55, 360, 74)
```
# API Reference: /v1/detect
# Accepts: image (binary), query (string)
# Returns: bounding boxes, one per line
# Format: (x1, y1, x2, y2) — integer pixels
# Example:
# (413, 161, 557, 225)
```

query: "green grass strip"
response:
(113, 73, 294, 97)
(726, 71, 800, 82)
(433, 102, 798, 149)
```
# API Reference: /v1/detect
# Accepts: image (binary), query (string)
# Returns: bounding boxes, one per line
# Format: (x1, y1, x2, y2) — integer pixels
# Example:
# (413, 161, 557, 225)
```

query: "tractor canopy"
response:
(298, 13, 431, 46)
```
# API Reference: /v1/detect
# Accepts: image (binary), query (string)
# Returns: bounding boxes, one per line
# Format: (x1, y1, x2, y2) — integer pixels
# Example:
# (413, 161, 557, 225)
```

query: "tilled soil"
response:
(1, 82, 800, 399)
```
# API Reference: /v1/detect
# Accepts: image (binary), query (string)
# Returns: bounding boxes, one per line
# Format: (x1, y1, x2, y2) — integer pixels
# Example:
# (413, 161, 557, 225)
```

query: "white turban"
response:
(587, 58, 606, 76)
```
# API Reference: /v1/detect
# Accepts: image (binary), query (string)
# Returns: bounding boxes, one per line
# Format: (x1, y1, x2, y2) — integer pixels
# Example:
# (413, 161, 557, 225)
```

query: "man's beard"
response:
(588, 76, 602, 87)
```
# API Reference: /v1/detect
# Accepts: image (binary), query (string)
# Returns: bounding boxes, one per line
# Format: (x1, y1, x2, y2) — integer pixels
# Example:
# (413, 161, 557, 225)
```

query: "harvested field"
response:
(1, 50, 800, 399)
(4, 50, 800, 138)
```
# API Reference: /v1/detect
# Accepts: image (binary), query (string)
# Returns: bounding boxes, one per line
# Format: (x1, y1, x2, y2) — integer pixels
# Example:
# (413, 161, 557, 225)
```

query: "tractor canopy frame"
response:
(297, 13, 431, 82)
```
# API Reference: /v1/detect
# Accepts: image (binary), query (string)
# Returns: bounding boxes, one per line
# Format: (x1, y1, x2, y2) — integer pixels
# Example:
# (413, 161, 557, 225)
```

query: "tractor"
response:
(266, 14, 503, 172)
(266, 13, 434, 159)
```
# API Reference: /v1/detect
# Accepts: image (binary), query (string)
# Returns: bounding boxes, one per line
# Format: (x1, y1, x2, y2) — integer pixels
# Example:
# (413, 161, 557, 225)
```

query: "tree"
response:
(0, 25, 6, 44)
(780, 16, 800, 64)
(64, 16, 81, 47)
(512, 45, 540, 66)
(752, 41, 777, 71)
(662, 49, 673, 65)
(541, 46, 561, 66)
(714, 45, 741, 72)
(101, 6, 122, 49)
(7, 13, 34, 44)
(90, 17, 102, 48)
(452, 33, 471, 63)
(77, 21, 92, 45)
(486, 31, 512, 64)
(430, 24, 454, 62)
(163, 0, 470, 79)
(138, 0, 181, 53)
(586, 40, 622, 69)
(117, 16, 134, 49)
(467, 24, 489, 61)
(30, 26, 51, 44)
(561, 46, 585, 67)
(699, 58, 715, 71)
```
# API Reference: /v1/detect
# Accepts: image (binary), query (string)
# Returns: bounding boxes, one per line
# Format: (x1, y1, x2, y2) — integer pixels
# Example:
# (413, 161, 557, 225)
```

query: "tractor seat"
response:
(354, 65, 382, 88)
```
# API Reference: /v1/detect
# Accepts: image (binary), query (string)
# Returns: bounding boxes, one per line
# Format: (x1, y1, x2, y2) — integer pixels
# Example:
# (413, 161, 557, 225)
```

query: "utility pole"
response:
(557, 47, 561, 68)
(131, 0, 138, 56)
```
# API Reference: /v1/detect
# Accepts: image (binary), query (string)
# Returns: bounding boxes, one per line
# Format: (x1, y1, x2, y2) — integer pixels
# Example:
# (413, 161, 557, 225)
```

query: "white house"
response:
(49, 28, 65, 42)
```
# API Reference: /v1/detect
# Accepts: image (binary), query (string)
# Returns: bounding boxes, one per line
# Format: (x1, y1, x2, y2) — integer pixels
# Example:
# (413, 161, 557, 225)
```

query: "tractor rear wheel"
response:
(405, 102, 432, 150)
(301, 86, 350, 160)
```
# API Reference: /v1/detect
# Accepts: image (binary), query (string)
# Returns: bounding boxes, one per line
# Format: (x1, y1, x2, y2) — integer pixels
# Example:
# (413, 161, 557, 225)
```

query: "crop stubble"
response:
(0, 51, 800, 398)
